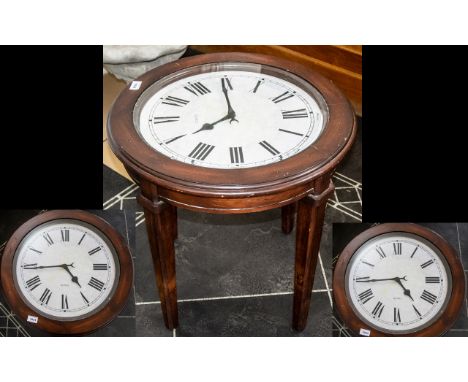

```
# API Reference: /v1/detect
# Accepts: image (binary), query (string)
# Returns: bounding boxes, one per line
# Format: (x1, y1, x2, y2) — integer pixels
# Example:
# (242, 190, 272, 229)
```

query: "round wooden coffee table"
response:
(107, 52, 356, 331)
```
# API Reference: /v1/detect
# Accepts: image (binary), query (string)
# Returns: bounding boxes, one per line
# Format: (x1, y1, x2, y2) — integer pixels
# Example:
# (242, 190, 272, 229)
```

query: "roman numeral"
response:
(80, 291, 89, 305)
(184, 81, 211, 96)
(420, 259, 434, 269)
(153, 116, 180, 124)
(39, 288, 52, 305)
(394, 307, 401, 323)
(93, 263, 109, 271)
(376, 246, 386, 259)
(355, 276, 370, 282)
(259, 140, 280, 156)
(78, 233, 86, 245)
(425, 276, 441, 284)
(278, 128, 304, 137)
(410, 246, 419, 258)
(30, 247, 42, 254)
(61, 294, 69, 310)
(358, 289, 374, 304)
(161, 96, 190, 107)
(412, 304, 422, 318)
(88, 247, 101, 256)
(26, 275, 41, 291)
(252, 79, 263, 93)
(188, 142, 215, 160)
(61, 229, 69, 242)
(362, 261, 375, 267)
(393, 242, 402, 255)
(372, 301, 385, 317)
(420, 290, 437, 305)
(281, 109, 308, 119)
(272, 91, 294, 103)
(88, 277, 105, 292)
(229, 147, 244, 164)
(22, 263, 38, 269)
(43, 233, 54, 246)
(223, 77, 233, 90)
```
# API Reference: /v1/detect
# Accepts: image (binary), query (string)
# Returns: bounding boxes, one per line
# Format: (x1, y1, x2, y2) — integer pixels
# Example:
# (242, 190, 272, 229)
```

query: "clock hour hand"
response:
(393, 277, 414, 301)
(221, 78, 238, 124)
(192, 114, 233, 134)
(60, 263, 82, 288)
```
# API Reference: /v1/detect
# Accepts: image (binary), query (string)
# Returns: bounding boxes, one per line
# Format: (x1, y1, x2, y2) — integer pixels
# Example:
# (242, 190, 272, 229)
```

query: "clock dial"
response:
(134, 63, 328, 169)
(345, 232, 451, 334)
(13, 219, 119, 321)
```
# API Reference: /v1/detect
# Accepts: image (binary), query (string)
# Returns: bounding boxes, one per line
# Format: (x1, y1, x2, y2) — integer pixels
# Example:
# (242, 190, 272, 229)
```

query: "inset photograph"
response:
(332, 223, 467, 336)
(0, 209, 135, 337)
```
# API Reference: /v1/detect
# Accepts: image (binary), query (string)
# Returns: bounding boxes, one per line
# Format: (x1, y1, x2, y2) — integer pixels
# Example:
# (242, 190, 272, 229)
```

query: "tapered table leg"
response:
(292, 179, 335, 331)
(281, 202, 297, 234)
(138, 192, 178, 329)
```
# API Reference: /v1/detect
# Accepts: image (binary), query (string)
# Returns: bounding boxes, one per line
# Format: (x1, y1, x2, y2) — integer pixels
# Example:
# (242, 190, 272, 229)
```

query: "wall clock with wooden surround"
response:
(0, 210, 133, 335)
(333, 223, 465, 336)
(108, 52, 356, 331)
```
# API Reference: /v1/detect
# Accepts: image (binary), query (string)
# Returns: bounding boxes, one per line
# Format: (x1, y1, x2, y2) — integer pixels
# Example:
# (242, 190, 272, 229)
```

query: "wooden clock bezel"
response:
(0, 210, 133, 335)
(333, 223, 465, 337)
(107, 52, 356, 213)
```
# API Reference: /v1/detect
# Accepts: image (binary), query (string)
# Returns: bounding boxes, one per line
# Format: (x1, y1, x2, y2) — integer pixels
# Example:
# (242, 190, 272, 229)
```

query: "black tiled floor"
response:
(102, 117, 362, 336)
(176, 292, 331, 337)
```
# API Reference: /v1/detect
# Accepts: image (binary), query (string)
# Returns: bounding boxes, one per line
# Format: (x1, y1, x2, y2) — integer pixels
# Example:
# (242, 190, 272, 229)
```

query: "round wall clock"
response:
(108, 52, 356, 330)
(0, 210, 133, 335)
(333, 223, 465, 336)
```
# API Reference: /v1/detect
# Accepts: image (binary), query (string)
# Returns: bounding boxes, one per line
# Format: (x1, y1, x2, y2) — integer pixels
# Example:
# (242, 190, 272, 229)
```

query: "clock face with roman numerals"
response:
(12, 219, 119, 321)
(134, 63, 328, 169)
(345, 232, 452, 334)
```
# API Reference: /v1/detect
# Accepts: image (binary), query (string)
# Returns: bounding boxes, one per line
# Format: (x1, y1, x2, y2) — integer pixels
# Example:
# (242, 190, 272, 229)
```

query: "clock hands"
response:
(356, 276, 414, 301)
(22, 263, 82, 288)
(192, 78, 238, 135)
(221, 78, 238, 124)
(356, 276, 408, 283)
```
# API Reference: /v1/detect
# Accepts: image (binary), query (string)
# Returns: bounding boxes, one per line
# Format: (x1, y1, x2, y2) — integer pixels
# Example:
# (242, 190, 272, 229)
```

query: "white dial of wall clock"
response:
(13, 219, 119, 320)
(345, 233, 451, 334)
(134, 63, 328, 169)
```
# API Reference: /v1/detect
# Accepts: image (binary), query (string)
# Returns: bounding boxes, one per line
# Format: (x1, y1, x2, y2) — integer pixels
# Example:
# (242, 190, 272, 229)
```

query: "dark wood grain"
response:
(137, 187, 178, 330)
(333, 223, 466, 337)
(293, 176, 334, 331)
(0, 210, 133, 335)
(281, 202, 297, 234)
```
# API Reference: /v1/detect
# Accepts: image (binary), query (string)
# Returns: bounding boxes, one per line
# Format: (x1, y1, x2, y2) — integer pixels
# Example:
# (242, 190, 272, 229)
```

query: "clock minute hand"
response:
(22, 263, 74, 270)
(356, 277, 406, 282)
(221, 78, 238, 124)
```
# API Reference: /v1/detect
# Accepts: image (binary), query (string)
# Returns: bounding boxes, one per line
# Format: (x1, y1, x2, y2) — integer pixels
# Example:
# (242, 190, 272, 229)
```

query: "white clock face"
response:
(13, 219, 119, 321)
(134, 63, 328, 169)
(345, 232, 451, 334)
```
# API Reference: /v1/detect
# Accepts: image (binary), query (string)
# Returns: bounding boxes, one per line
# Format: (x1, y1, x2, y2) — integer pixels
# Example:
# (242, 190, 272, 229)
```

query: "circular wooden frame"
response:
(1, 210, 133, 335)
(108, 52, 356, 213)
(333, 223, 465, 337)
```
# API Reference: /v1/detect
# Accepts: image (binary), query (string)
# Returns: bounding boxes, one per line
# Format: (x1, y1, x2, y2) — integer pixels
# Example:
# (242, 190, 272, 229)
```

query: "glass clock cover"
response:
(134, 62, 328, 169)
